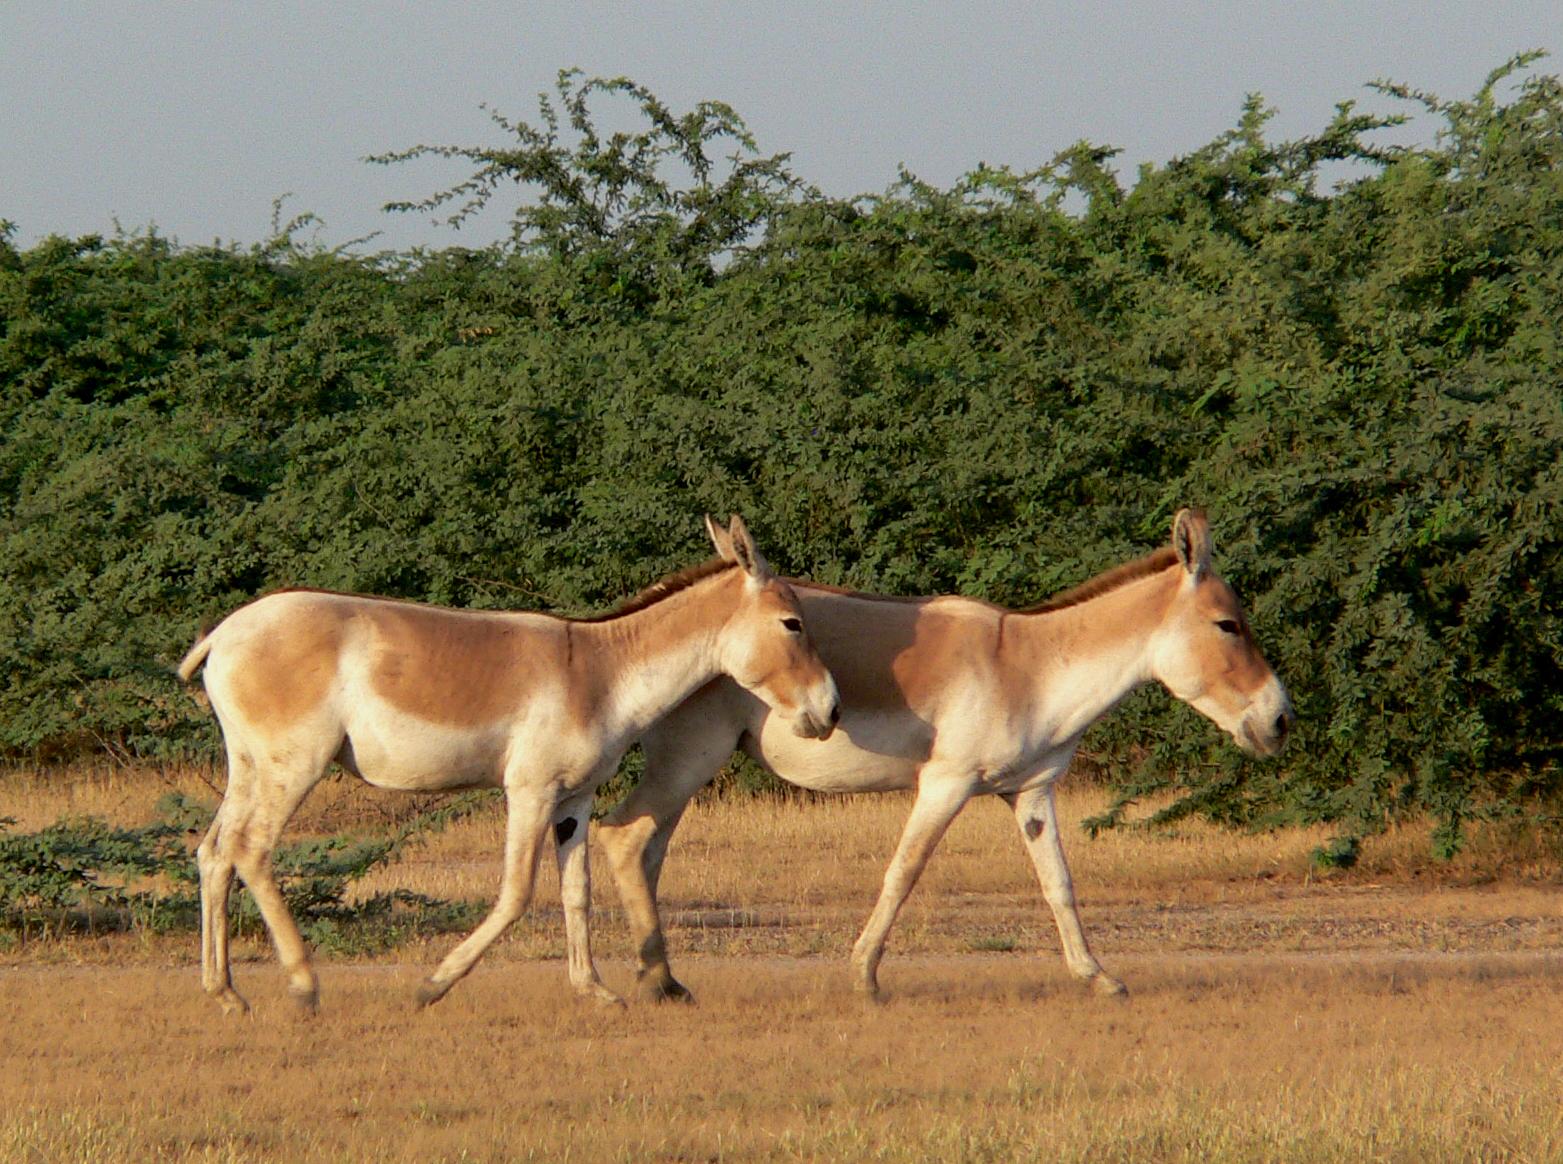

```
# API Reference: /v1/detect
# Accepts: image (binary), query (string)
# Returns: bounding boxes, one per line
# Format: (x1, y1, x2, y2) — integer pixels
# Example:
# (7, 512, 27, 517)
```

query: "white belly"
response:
(339, 702, 512, 791)
(746, 711, 929, 794)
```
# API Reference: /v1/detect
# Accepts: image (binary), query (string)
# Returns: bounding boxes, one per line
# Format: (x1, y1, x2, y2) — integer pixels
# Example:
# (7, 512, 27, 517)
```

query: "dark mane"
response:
(1018, 546, 1180, 615)
(788, 547, 1180, 615)
(576, 557, 738, 623)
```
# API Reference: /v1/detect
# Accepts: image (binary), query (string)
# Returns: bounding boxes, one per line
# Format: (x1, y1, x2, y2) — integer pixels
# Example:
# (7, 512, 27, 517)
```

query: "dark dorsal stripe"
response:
(574, 557, 738, 623)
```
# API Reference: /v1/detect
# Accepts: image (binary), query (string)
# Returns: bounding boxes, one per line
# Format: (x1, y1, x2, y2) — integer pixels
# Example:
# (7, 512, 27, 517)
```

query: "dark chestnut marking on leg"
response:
(555, 817, 578, 845)
(1024, 817, 1044, 841)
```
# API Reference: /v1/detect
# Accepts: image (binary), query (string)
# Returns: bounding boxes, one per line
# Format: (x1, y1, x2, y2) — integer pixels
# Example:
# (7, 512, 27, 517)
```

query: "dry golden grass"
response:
(3, 956, 1562, 1162)
(4, 764, 1563, 1161)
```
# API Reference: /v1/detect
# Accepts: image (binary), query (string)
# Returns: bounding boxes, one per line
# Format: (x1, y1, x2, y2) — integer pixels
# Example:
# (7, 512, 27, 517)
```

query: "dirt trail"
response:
(7, 881, 1557, 993)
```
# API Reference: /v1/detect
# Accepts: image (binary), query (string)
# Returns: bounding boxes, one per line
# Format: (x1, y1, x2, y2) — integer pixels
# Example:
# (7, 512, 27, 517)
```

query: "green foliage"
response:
(1310, 835, 1362, 871)
(4, 55, 1563, 853)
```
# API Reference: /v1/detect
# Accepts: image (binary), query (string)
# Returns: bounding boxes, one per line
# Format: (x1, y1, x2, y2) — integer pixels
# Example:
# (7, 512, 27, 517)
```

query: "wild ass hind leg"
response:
(220, 755, 333, 1015)
(417, 783, 555, 1009)
(196, 742, 327, 1016)
(597, 800, 692, 1002)
(197, 811, 246, 1016)
(553, 795, 624, 1008)
(849, 770, 975, 1003)
(597, 718, 734, 1003)
(1006, 781, 1126, 998)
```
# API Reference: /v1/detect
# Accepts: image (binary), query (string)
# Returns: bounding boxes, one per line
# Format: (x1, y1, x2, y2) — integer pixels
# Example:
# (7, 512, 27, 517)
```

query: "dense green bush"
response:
(3, 58, 1560, 852)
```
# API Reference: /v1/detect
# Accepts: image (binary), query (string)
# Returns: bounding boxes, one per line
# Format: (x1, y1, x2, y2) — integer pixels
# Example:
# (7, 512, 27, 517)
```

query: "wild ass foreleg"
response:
(1006, 781, 1126, 997)
(417, 785, 554, 1008)
(849, 771, 975, 1001)
(552, 796, 623, 1007)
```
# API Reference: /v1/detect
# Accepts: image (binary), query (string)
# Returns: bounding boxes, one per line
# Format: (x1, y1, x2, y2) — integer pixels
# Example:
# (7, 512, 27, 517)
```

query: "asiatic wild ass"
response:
(598, 509, 1293, 1001)
(177, 515, 840, 1015)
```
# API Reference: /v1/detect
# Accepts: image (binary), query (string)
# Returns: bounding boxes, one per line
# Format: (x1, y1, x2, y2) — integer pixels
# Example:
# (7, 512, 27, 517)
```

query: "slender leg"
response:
(849, 771, 975, 1001)
(199, 743, 324, 1016)
(225, 767, 329, 1014)
(598, 803, 691, 1000)
(597, 713, 736, 1002)
(417, 784, 555, 1008)
(1008, 781, 1126, 997)
(553, 796, 623, 1007)
(197, 812, 246, 1016)
(231, 845, 320, 1013)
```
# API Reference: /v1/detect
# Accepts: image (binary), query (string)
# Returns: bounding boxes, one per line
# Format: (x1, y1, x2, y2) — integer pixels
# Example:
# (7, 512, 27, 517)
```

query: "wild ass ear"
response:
(1172, 508, 1212, 579)
(726, 514, 772, 580)
(705, 513, 736, 561)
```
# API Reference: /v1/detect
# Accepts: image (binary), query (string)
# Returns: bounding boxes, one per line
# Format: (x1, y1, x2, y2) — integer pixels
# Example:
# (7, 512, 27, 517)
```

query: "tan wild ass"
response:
(177, 515, 839, 1015)
(599, 509, 1293, 1001)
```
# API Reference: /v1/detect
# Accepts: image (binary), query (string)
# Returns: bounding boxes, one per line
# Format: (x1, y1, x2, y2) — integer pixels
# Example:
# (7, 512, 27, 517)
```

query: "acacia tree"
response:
(370, 68, 809, 304)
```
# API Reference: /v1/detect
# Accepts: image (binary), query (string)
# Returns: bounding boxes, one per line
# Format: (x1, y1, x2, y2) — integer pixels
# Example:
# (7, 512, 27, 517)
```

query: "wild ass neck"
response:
(1006, 563, 1178, 744)
(566, 572, 734, 744)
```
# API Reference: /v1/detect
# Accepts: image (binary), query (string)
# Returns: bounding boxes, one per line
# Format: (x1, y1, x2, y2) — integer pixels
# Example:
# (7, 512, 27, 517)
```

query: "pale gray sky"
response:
(3, 3, 1557, 253)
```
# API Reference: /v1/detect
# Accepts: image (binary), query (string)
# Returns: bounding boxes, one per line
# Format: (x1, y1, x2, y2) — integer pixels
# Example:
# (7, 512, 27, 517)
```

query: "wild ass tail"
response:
(176, 630, 217, 687)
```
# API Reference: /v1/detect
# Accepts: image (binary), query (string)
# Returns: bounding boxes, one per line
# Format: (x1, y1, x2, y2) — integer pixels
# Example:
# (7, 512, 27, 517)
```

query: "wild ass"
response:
(177, 515, 839, 1015)
(598, 509, 1293, 1001)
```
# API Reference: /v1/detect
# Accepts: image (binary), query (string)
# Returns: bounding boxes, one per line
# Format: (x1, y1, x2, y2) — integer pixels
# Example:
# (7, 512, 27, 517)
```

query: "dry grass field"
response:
(3, 765, 1563, 1162)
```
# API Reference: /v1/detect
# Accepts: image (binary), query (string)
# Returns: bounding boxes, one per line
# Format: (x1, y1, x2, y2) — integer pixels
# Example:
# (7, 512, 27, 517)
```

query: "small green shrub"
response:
(0, 790, 500, 951)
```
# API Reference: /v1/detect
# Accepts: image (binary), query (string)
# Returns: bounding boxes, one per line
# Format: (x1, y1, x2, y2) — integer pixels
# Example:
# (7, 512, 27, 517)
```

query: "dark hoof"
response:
(414, 979, 448, 1009)
(1092, 974, 1129, 999)
(639, 978, 696, 1005)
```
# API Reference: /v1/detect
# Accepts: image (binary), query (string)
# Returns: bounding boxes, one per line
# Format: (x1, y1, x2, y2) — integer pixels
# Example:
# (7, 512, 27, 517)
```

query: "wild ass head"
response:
(1147, 509, 1294, 757)
(706, 514, 841, 740)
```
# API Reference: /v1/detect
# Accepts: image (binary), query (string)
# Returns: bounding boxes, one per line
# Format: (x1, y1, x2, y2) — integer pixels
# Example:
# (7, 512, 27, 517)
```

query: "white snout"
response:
(1237, 678, 1294, 758)
(792, 676, 842, 740)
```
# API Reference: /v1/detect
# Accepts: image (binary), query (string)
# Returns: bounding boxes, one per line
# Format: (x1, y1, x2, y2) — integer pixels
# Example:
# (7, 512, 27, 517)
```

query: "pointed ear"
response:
(726, 514, 772, 580)
(705, 513, 736, 561)
(1172, 508, 1212, 579)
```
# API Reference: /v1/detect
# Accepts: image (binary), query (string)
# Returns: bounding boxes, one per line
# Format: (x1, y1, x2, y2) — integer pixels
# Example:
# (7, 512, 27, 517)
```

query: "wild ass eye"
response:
(1216, 619, 1241, 636)
(781, 617, 803, 634)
